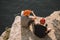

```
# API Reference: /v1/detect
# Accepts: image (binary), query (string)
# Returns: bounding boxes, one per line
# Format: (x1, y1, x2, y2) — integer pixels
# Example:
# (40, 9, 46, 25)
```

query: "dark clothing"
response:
(34, 24, 48, 38)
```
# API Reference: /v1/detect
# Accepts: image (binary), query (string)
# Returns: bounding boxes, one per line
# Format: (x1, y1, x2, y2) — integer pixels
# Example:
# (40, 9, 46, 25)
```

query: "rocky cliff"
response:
(0, 11, 60, 40)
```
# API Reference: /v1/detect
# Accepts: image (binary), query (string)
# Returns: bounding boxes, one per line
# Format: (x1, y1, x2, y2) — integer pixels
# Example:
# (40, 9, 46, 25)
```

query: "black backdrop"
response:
(0, 0, 60, 35)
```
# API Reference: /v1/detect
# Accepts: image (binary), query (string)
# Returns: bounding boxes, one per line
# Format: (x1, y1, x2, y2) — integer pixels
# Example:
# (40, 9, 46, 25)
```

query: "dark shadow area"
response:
(21, 27, 52, 40)
(30, 32, 52, 40)
(0, 15, 15, 35)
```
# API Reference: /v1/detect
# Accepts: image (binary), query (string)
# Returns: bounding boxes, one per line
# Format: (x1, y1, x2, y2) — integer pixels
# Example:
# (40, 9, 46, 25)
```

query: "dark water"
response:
(0, 0, 60, 35)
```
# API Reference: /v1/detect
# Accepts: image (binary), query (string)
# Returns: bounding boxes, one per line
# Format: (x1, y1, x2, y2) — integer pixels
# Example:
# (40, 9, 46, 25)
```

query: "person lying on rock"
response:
(21, 9, 36, 30)
(34, 18, 51, 38)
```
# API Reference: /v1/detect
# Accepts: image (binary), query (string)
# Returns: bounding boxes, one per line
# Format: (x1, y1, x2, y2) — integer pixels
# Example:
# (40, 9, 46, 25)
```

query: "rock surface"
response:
(8, 16, 21, 40)
(0, 11, 60, 40)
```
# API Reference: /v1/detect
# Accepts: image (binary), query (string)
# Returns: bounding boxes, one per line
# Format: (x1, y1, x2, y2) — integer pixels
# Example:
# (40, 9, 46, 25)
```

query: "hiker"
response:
(21, 10, 36, 30)
(33, 18, 51, 38)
